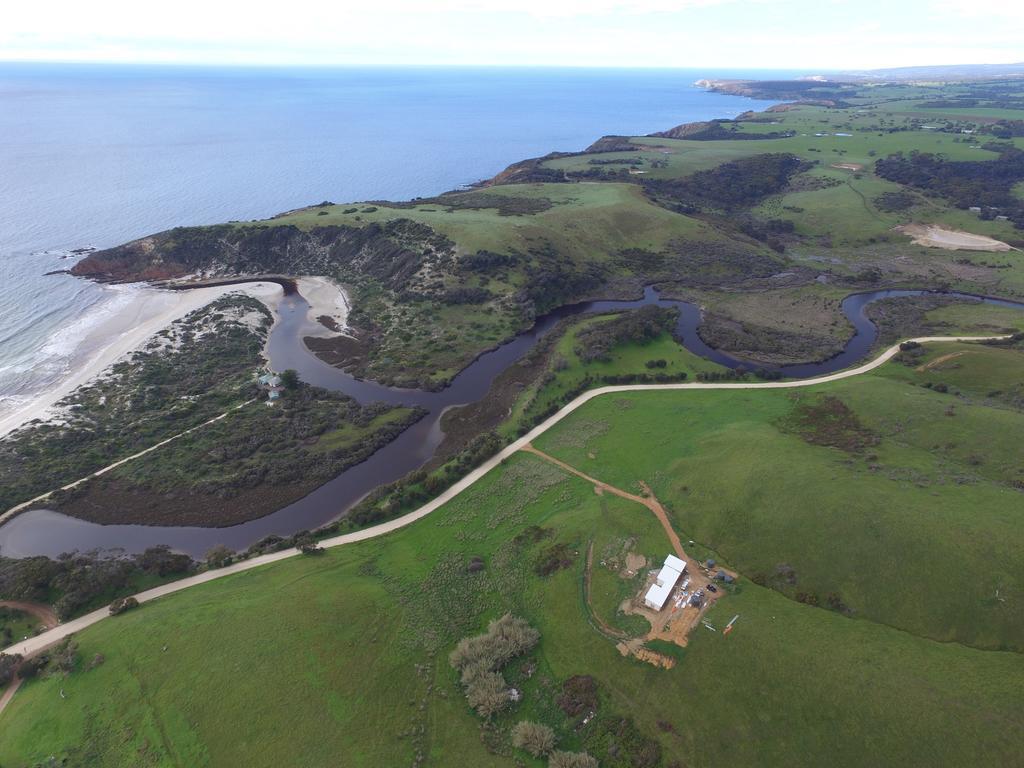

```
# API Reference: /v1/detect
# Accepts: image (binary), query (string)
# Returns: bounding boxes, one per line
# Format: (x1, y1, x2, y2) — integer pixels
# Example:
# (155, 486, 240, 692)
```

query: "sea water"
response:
(0, 63, 784, 418)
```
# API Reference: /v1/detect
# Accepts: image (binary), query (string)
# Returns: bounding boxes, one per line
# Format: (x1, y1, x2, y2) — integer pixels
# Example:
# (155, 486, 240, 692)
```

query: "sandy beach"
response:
(0, 282, 284, 440)
(296, 276, 352, 337)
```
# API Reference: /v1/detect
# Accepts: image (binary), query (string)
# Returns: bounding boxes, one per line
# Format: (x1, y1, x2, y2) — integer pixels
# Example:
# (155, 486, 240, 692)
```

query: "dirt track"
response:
(0, 601, 58, 630)
(522, 444, 685, 558)
(0, 601, 59, 715)
(0, 334, 1010, 701)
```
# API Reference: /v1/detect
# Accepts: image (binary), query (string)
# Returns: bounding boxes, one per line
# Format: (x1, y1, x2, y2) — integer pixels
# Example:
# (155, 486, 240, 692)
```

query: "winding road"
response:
(0, 333, 1005, 681)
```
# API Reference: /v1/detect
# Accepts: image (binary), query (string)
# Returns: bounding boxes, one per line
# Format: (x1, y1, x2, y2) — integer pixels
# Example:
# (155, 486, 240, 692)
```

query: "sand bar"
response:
(296, 276, 352, 337)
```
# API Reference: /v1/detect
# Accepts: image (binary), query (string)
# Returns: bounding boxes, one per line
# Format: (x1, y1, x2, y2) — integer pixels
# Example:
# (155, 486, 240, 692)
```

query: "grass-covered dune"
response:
(4, 344, 1024, 767)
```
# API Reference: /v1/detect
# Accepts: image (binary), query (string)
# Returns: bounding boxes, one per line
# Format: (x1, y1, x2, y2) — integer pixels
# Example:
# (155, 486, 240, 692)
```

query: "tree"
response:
(109, 596, 139, 616)
(549, 751, 598, 768)
(204, 545, 233, 568)
(18, 654, 47, 679)
(511, 721, 556, 758)
(465, 671, 510, 718)
(293, 532, 322, 555)
(0, 653, 23, 686)
(280, 368, 300, 390)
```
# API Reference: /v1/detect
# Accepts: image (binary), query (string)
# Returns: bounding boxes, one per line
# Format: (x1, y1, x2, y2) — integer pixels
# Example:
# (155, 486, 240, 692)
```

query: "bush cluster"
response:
(449, 614, 539, 718)
(108, 596, 139, 616)
(575, 306, 678, 363)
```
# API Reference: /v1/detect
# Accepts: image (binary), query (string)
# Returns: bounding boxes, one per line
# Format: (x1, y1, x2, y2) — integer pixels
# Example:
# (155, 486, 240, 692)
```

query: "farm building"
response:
(644, 554, 687, 611)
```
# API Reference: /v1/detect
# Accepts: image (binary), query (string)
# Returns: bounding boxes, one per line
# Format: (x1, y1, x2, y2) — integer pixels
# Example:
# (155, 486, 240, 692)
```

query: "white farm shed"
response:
(644, 554, 687, 611)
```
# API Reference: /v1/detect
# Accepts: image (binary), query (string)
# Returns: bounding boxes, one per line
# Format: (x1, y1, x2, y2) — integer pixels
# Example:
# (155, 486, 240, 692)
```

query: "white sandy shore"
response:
(0, 282, 284, 440)
(296, 276, 352, 337)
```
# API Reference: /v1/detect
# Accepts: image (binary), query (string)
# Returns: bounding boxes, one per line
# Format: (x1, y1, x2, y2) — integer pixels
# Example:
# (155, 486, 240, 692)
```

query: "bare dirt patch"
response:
(917, 350, 972, 372)
(896, 224, 1012, 252)
(831, 162, 864, 172)
(623, 552, 647, 576)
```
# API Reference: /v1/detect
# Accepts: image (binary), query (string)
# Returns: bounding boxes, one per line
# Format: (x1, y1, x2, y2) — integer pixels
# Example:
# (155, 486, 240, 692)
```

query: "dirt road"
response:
(0, 334, 1007, 685)
(0, 601, 58, 630)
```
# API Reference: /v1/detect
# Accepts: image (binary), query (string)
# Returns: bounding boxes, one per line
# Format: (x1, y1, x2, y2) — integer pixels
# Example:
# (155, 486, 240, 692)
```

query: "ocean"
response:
(0, 63, 783, 417)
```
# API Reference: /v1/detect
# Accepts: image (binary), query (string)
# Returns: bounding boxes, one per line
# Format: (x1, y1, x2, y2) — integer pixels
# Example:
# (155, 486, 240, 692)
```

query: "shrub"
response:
(0, 549, 193, 621)
(109, 596, 139, 616)
(52, 640, 78, 675)
(0, 653, 23, 686)
(205, 545, 234, 568)
(534, 543, 575, 577)
(558, 675, 599, 717)
(293, 531, 322, 554)
(465, 671, 510, 717)
(549, 751, 598, 768)
(18, 654, 47, 679)
(512, 720, 557, 758)
(449, 614, 540, 719)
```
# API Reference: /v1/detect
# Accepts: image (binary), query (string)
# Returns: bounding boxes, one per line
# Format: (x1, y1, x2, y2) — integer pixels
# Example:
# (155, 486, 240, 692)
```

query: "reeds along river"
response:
(1, 286, 1022, 559)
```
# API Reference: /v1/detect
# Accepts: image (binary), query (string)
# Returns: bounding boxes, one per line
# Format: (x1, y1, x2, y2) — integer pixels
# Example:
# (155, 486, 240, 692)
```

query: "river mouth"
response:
(2, 286, 1022, 559)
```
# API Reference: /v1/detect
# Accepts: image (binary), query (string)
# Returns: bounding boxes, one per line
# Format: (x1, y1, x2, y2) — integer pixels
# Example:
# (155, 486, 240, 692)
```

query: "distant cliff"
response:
(694, 78, 854, 107)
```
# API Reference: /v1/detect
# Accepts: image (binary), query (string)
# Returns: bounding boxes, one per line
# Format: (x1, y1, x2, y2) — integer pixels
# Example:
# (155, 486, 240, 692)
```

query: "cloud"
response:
(0, 0, 1019, 69)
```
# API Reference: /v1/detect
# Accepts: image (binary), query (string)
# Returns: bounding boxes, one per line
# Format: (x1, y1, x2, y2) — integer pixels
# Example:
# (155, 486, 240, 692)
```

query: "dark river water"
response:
(2, 286, 1022, 559)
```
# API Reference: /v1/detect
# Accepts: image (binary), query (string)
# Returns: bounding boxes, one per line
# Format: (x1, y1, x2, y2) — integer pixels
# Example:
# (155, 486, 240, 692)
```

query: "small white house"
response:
(258, 371, 285, 403)
(644, 554, 687, 611)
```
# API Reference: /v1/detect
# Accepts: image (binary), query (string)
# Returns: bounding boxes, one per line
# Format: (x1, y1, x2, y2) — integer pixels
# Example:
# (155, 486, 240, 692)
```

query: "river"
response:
(1, 286, 1022, 558)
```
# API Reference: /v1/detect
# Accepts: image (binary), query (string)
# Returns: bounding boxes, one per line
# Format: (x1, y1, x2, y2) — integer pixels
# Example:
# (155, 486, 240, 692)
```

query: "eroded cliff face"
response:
(71, 219, 455, 291)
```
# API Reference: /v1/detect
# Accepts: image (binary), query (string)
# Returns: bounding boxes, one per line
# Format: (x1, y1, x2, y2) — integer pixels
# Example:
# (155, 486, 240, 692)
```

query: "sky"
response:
(2, 0, 1022, 71)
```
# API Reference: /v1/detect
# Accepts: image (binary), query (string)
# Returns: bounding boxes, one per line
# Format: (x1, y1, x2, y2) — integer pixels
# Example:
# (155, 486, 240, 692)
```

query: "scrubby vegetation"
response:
(643, 153, 809, 212)
(575, 306, 678, 363)
(0, 296, 271, 512)
(53, 382, 423, 526)
(0, 546, 193, 620)
(875, 147, 1024, 226)
(781, 394, 879, 453)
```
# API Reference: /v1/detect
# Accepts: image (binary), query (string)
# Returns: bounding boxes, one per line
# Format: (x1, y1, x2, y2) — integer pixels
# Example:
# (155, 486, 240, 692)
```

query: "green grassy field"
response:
(269, 183, 716, 262)
(4, 342, 1024, 766)
(534, 344, 1024, 652)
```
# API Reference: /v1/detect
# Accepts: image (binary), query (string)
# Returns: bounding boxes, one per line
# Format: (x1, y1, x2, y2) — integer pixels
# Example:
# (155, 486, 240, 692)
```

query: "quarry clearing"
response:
(896, 224, 1013, 252)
